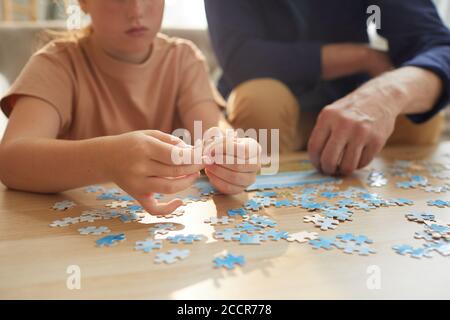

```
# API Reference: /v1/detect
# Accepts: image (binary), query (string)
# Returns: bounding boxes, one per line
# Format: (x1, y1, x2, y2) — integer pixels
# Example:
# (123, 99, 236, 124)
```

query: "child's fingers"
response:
(149, 160, 205, 178)
(205, 137, 261, 161)
(148, 138, 200, 166)
(145, 130, 190, 147)
(207, 156, 260, 173)
(205, 165, 256, 187)
(205, 168, 247, 195)
(136, 196, 184, 216)
(144, 172, 199, 194)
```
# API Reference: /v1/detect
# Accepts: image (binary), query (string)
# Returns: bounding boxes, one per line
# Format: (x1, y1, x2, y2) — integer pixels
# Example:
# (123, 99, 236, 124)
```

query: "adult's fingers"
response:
(320, 130, 348, 176)
(307, 114, 332, 170)
(338, 142, 365, 176)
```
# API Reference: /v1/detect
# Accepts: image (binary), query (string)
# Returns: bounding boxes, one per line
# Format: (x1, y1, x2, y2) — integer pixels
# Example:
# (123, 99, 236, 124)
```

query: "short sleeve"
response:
(0, 47, 76, 134)
(176, 42, 225, 118)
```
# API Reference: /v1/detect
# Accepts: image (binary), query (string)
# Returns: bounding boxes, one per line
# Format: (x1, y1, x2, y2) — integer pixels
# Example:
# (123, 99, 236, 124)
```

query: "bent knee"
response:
(227, 78, 299, 129)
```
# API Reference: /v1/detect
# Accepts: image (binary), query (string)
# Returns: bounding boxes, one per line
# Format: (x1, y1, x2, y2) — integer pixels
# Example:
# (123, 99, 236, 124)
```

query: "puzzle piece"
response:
(244, 199, 264, 211)
(49, 217, 80, 227)
(303, 214, 324, 224)
(317, 217, 339, 231)
(247, 214, 277, 228)
(274, 199, 292, 208)
(106, 201, 132, 209)
(213, 253, 245, 270)
(84, 185, 105, 193)
(52, 200, 76, 211)
(236, 221, 264, 233)
(259, 230, 289, 241)
(309, 237, 338, 250)
(204, 216, 234, 225)
(336, 233, 373, 245)
(166, 234, 203, 244)
(154, 249, 190, 264)
(255, 191, 278, 198)
(390, 198, 414, 206)
(78, 226, 110, 235)
(214, 228, 242, 241)
(286, 231, 318, 243)
(135, 239, 162, 253)
(96, 233, 126, 247)
(323, 207, 353, 222)
(96, 193, 120, 201)
(238, 233, 263, 245)
(405, 212, 435, 223)
(148, 223, 176, 235)
(427, 200, 450, 208)
(392, 244, 414, 256)
(227, 208, 248, 218)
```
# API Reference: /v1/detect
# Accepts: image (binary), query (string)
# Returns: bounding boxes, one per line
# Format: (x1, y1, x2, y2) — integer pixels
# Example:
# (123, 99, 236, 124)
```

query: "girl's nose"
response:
(127, 0, 145, 19)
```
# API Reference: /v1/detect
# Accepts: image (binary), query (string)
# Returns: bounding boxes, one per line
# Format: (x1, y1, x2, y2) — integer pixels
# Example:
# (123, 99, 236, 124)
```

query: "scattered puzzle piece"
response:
(135, 239, 162, 253)
(96, 233, 126, 247)
(287, 231, 319, 243)
(78, 226, 110, 235)
(154, 249, 190, 264)
(213, 253, 245, 270)
(52, 200, 76, 211)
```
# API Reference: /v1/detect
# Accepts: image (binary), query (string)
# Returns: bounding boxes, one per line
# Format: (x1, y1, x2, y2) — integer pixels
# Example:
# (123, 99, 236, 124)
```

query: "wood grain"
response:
(0, 142, 449, 299)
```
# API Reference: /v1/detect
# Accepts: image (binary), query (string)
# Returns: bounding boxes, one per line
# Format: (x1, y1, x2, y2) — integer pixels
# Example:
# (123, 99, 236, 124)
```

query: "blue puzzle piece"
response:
(245, 199, 263, 211)
(391, 198, 414, 206)
(392, 244, 414, 255)
(238, 233, 263, 245)
(236, 221, 264, 233)
(166, 234, 203, 244)
(213, 254, 245, 270)
(320, 191, 339, 199)
(336, 233, 373, 245)
(260, 230, 289, 241)
(135, 240, 162, 253)
(405, 212, 435, 223)
(96, 233, 126, 247)
(323, 207, 353, 221)
(274, 199, 292, 208)
(227, 208, 248, 217)
(214, 228, 241, 241)
(309, 237, 338, 250)
(255, 191, 278, 198)
(427, 200, 450, 208)
(247, 215, 277, 228)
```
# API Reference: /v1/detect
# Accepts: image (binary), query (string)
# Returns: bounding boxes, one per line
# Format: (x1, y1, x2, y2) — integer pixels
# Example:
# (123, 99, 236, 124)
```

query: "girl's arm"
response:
(0, 96, 204, 214)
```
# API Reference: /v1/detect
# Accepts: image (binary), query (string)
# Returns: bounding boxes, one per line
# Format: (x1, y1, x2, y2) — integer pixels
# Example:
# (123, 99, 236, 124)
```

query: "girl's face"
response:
(79, 0, 164, 63)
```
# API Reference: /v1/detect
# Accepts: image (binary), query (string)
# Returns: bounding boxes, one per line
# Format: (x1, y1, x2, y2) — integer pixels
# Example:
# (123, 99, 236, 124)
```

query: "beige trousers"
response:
(227, 78, 445, 153)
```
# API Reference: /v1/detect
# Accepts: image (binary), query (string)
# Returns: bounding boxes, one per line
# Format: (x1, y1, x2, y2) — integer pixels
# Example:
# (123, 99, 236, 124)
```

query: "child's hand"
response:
(202, 129, 261, 195)
(104, 130, 204, 215)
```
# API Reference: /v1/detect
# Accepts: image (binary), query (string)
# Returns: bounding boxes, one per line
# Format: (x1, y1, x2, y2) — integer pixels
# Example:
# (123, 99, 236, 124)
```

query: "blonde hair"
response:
(35, 0, 92, 50)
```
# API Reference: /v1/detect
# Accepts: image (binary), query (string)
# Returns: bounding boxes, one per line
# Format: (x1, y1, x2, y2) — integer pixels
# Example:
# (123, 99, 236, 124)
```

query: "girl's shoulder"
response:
(33, 35, 86, 65)
(155, 33, 207, 63)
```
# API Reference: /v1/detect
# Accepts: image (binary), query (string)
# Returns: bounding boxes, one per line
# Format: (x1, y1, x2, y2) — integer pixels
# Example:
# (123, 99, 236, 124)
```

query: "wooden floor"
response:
(0, 142, 449, 299)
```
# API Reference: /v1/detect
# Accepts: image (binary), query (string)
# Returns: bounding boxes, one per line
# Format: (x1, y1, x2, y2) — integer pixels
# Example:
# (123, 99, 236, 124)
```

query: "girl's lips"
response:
(125, 27, 149, 37)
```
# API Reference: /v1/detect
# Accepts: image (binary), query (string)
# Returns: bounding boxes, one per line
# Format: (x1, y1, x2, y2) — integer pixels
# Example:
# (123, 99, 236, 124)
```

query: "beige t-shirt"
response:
(0, 33, 224, 140)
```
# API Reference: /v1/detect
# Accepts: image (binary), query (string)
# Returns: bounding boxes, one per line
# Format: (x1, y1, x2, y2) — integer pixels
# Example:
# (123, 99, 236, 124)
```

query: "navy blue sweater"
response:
(205, 0, 450, 123)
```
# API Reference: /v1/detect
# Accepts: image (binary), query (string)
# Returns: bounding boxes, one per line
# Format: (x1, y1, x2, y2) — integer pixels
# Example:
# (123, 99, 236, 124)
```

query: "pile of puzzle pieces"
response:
(49, 158, 450, 269)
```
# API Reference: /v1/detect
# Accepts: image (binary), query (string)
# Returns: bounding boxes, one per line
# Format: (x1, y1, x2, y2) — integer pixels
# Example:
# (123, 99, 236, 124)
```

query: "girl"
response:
(0, 0, 260, 215)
